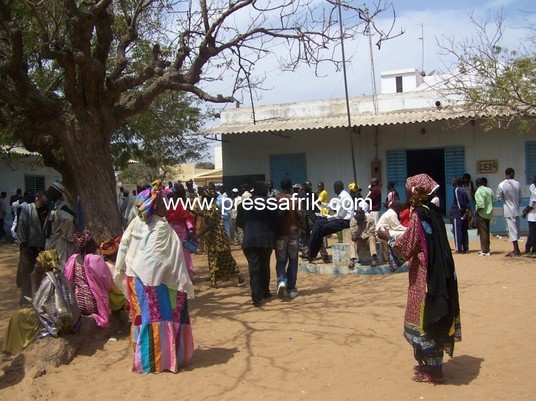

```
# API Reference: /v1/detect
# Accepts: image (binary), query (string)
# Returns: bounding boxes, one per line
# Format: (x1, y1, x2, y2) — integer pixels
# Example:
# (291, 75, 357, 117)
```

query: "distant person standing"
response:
(462, 173, 476, 228)
(384, 180, 400, 209)
(236, 181, 278, 307)
(522, 176, 536, 257)
(16, 191, 47, 306)
(266, 180, 280, 198)
(474, 177, 495, 256)
(44, 182, 77, 267)
(452, 177, 470, 254)
(0, 191, 8, 240)
(317, 181, 329, 216)
(366, 177, 382, 223)
(496, 168, 522, 257)
(117, 186, 125, 209)
(274, 178, 302, 300)
(9, 188, 23, 216)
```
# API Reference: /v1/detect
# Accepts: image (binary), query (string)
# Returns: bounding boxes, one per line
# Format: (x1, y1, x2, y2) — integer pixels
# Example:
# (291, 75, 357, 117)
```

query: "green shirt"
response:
(474, 186, 495, 220)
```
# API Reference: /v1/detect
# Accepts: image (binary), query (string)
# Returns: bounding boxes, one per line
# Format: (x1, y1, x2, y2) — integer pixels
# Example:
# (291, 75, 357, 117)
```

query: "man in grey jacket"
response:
(16, 191, 47, 306)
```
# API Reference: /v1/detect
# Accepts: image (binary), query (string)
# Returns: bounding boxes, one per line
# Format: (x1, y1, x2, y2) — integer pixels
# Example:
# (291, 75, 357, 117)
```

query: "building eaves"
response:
(0, 146, 40, 156)
(202, 107, 481, 136)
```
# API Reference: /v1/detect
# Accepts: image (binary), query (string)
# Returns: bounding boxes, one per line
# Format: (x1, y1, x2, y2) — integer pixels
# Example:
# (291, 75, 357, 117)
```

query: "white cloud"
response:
(200, 1, 533, 112)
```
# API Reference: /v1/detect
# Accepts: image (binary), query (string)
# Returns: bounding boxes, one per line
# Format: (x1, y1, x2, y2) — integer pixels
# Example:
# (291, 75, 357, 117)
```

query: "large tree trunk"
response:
(52, 123, 123, 242)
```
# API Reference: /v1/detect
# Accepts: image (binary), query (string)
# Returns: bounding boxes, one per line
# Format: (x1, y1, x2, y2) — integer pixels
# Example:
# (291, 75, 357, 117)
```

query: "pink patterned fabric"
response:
(64, 253, 112, 327)
(73, 260, 98, 316)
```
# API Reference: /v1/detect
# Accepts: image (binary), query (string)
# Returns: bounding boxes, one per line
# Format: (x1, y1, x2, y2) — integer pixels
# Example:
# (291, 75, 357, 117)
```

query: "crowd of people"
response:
(0, 166, 533, 382)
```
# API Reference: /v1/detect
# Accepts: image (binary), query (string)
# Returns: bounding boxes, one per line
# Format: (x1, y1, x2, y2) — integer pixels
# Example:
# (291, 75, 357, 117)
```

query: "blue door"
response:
(269, 153, 307, 190)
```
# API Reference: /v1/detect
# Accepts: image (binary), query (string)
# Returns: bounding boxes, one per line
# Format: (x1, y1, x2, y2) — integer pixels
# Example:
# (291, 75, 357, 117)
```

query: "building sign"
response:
(476, 159, 499, 174)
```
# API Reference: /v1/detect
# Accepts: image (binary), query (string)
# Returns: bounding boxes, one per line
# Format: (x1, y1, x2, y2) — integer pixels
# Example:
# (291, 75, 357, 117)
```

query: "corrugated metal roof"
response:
(202, 107, 480, 135)
(0, 146, 40, 156)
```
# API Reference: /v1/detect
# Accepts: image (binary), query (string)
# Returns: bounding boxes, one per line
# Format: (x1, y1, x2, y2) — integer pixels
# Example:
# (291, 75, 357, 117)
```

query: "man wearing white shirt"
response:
(376, 200, 406, 263)
(496, 167, 522, 257)
(304, 181, 354, 263)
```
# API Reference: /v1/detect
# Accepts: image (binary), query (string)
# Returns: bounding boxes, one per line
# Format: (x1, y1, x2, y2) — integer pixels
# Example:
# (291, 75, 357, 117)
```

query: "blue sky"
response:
(203, 0, 534, 112)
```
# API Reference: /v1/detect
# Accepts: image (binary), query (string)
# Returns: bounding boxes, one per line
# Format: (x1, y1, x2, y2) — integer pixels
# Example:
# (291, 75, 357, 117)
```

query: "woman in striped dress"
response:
(114, 181, 194, 373)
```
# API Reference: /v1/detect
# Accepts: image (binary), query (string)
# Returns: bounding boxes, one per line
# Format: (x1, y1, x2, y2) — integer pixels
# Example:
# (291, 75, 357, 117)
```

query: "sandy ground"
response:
(0, 232, 535, 401)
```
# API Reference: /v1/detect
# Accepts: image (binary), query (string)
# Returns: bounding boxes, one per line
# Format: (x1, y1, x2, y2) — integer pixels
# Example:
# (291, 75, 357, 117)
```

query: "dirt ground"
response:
(0, 232, 535, 401)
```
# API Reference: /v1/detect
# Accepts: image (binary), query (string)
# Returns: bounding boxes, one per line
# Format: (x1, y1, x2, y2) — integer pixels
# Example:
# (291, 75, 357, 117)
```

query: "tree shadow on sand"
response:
(184, 347, 238, 370)
(444, 354, 484, 385)
(0, 354, 25, 390)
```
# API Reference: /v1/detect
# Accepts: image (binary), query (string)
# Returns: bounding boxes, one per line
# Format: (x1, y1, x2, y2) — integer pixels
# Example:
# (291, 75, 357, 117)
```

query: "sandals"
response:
(505, 251, 521, 257)
(412, 365, 445, 384)
(348, 258, 356, 269)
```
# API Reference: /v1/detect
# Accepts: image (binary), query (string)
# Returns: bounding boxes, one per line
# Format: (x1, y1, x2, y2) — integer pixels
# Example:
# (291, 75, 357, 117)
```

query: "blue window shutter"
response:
(386, 150, 407, 202)
(270, 153, 307, 190)
(525, 141, 536, 184)
(444, 147, 465, 210)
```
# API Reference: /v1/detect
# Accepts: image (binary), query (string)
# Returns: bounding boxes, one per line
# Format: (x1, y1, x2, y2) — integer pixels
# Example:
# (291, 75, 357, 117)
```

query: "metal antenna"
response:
(417, 23, 424, 71)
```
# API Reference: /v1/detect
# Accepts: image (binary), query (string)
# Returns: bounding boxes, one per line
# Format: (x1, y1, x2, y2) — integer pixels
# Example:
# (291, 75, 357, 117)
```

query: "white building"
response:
(0, 147, 62, 197)
(203, 68, 536, 234)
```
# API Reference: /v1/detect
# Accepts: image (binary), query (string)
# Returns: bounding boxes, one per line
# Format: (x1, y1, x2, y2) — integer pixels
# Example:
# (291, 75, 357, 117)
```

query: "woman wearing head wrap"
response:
(99, 236, 127, 311)
(2, 250, 80, 360)
(114, 180, 194, 374)
(194, 188, 245, 288)
(378, 174, 461, 383)
(64, 230, 112, 327)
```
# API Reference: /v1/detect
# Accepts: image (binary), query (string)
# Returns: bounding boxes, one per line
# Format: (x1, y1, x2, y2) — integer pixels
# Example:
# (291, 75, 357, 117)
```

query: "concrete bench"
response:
(331, 228, 385, 266)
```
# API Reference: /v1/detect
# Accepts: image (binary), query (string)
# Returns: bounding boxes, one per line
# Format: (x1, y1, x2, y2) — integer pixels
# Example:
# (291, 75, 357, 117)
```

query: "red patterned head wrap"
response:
(73, 229, 94, 252)
(405, 174, 439, 207)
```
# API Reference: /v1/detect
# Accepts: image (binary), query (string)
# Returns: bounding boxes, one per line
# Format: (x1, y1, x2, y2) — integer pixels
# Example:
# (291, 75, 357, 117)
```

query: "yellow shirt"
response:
(318, 190, 329, 215)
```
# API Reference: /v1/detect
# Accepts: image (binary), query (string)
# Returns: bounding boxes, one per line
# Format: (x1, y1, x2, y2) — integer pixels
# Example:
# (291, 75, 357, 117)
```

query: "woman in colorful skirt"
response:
(194, 188, 244, 288)
(379, 174, 461, 383)
(114, 180, 194, 374)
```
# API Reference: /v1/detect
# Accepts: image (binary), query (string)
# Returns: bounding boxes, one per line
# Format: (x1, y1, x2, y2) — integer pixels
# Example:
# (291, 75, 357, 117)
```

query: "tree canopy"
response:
(439, 12, 536, 132)
(0, 0, 391, 239)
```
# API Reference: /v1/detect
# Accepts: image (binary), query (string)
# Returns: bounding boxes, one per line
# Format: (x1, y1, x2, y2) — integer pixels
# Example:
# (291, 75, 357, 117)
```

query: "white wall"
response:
(0, 156, 62, 197)
(222, 120, 536, 197)
(380, 68, 424, 94)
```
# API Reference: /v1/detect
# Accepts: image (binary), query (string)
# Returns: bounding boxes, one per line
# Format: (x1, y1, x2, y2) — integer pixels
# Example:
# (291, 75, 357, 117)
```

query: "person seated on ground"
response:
(98, 236, 128, 312)
(2, 249, 80, 361)
(376, 200, 406, 263)
(348, 202, 378, 269)
(64, 230, 112, 327)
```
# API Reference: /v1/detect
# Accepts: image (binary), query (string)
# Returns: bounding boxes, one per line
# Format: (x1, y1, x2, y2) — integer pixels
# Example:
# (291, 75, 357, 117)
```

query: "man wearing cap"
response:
(44, 181, 77, 267)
